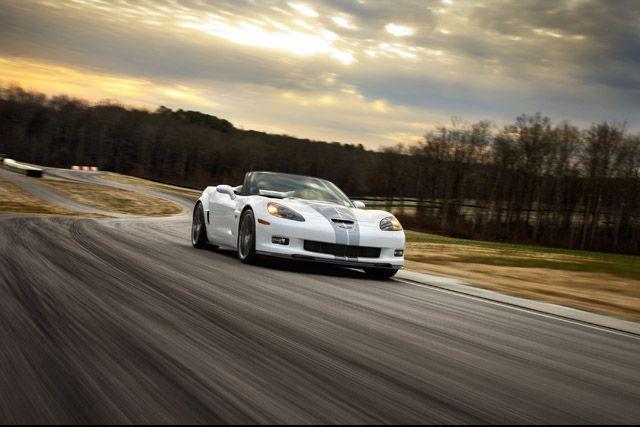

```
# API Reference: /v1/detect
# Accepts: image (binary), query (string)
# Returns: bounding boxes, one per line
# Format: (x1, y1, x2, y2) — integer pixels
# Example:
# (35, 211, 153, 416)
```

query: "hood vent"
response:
(331, 219, 354, 224)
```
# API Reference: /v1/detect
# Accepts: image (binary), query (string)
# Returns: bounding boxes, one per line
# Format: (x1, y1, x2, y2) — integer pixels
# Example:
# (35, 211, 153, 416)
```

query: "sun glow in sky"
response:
(177, 16, 355, 64)
(0, 0, 638, 148)
(384, 23, 415, 37)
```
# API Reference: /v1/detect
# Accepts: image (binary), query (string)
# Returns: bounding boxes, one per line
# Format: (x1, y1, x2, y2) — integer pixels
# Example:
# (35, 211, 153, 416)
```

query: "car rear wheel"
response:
(238, 209, 258, 264)
(191, 202, 209, 248)
(364, 268, 398, 280)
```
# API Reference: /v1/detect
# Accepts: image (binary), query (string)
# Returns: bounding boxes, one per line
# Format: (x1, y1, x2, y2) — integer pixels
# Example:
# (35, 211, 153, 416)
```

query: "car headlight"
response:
(380, 216, 402, 231)
(267, 202, 305, 222)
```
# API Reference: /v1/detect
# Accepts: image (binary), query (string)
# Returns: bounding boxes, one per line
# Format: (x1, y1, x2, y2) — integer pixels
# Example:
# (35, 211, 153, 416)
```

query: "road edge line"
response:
(396, 270, 640, 337)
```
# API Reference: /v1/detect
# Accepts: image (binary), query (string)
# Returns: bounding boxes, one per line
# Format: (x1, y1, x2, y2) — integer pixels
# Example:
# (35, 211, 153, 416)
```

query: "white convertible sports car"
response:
(191, 171, 405, 278)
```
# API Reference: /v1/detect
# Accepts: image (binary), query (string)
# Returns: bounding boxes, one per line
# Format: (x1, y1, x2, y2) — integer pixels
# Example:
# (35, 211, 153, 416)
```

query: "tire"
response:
(364, 268, 398, 280)
(237, 209, 258, 264)
(191, 202, 209, 249)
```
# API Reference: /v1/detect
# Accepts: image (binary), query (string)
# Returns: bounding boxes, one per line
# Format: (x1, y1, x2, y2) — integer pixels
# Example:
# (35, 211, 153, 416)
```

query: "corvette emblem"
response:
(337, 223, 354, 230)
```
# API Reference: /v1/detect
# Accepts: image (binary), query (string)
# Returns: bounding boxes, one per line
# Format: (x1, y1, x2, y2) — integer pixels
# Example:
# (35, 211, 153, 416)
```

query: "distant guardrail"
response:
(1, 158, 43, 178)
(72, 165, 99, 171)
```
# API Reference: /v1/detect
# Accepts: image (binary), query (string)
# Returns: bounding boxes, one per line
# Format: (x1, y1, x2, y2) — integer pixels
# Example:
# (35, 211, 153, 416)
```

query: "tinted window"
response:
(248, 172, 353, 207)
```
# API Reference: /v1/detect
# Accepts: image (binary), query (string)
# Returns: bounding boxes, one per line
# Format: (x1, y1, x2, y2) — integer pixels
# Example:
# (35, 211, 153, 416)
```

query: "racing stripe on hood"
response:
(303, 202, 360, 260)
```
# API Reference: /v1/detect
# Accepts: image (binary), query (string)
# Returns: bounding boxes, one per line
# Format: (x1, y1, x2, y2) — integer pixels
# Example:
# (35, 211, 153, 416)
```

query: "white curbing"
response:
(397, 269, 640, 336)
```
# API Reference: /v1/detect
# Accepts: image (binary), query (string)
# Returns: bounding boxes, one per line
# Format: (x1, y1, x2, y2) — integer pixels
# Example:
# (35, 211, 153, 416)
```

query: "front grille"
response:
(303, 240, 381, 258)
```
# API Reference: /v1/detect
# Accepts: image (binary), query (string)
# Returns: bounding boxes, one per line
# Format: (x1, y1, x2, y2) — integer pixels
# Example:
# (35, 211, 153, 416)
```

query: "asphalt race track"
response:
(1, 169, 640, 423)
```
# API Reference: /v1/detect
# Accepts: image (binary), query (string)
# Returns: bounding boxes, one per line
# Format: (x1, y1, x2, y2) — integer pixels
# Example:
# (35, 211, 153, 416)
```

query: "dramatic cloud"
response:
(0, 0, 638, 148)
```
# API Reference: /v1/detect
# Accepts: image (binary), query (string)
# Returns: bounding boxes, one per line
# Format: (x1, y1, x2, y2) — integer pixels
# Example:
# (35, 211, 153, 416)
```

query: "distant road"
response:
(1, 169, 639, 423)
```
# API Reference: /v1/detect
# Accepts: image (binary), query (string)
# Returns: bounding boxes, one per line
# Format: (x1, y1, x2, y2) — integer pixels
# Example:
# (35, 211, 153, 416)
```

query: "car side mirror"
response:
(353, 200, 366, 209)
(217, 184, 236, 199)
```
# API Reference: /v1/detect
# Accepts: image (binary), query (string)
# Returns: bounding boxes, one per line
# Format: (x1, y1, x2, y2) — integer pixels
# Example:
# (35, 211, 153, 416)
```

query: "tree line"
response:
(382, 116, 640, 255)
(1, 84, 639, 254)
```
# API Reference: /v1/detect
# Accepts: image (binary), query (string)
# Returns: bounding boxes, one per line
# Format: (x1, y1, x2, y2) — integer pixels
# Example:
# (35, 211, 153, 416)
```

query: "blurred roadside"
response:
(2, 160, 639, 323)
(0, 161, 183, 217)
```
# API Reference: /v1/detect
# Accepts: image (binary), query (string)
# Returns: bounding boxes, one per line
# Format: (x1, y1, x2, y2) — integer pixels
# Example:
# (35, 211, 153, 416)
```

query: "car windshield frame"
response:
(245, 172, 354, 208)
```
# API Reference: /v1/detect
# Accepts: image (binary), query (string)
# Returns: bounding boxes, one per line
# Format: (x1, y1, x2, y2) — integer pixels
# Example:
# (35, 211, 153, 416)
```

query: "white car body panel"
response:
(197, 182, 405, 269)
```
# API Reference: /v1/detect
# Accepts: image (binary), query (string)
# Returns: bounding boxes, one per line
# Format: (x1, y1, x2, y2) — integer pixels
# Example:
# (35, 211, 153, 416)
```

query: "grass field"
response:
(100, 173, 201, 198)
(404, 230, 640, 321)
(0, 175, 104, 217)
(40, 179, 183, 216)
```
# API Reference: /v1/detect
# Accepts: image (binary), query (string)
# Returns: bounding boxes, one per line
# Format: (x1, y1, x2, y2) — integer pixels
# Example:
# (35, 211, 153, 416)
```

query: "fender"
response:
(198, 186, 217, 225)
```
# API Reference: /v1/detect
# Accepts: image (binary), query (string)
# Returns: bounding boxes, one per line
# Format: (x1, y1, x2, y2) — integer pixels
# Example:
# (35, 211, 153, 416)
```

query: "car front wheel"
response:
(238, 209, 258, 264)
(192, 202, 209, 248)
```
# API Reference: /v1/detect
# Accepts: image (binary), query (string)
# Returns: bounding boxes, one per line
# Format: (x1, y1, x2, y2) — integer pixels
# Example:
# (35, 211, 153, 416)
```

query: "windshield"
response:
(247, 172, 353, 207)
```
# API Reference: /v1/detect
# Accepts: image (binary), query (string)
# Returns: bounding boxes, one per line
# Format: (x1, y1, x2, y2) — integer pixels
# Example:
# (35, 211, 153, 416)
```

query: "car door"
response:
(209, 190, 238, 247)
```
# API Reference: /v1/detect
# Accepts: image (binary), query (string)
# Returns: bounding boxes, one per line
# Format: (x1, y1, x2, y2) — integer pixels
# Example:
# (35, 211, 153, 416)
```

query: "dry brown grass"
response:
(0, 175, 104, 217)
(40, 179, 183, 216)
(405, 238, 640, 322)
(100, 173, 201, 198)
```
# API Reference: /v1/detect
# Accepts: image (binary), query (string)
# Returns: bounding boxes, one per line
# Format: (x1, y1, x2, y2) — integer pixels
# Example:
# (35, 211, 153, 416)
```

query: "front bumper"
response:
(256, 250, 403, 269)
(254, 216, 405, 269)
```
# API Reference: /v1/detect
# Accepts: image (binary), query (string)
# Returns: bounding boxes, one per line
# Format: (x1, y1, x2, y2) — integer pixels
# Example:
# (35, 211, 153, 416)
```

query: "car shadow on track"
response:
(205, 245, 377, 280)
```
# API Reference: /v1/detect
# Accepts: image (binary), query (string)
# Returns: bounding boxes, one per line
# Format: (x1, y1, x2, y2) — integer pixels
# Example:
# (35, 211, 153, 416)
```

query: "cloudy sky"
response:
(0, 0, 638, 148)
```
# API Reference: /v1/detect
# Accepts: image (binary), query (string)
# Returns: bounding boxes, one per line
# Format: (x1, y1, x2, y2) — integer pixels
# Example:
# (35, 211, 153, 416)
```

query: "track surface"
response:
(1, 169, 640, 423)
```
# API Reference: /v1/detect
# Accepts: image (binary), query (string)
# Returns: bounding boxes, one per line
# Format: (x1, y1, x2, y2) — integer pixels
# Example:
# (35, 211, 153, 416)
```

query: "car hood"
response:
(270, 198, 393, 225)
